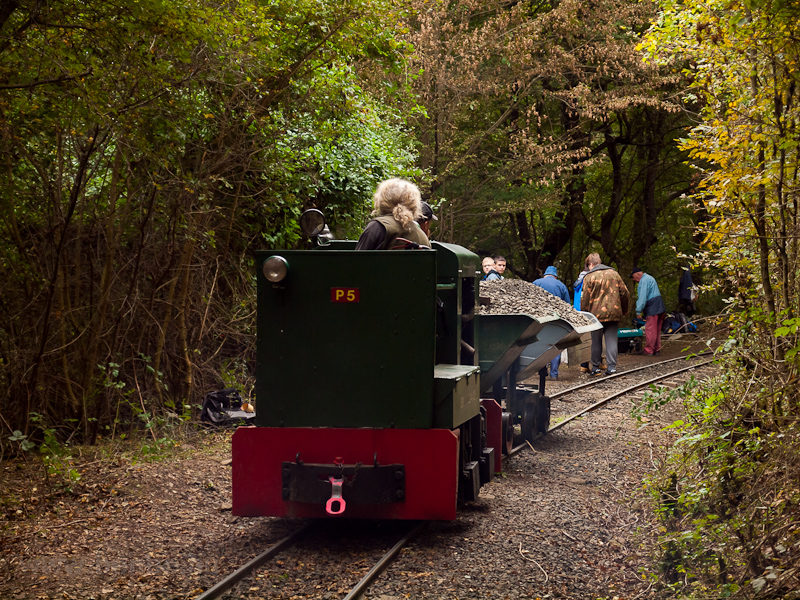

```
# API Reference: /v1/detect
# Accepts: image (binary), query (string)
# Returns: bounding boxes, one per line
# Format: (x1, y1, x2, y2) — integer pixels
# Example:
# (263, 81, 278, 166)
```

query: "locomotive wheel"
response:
(501, 411, 514, 455)
(521, 399, 537, 443)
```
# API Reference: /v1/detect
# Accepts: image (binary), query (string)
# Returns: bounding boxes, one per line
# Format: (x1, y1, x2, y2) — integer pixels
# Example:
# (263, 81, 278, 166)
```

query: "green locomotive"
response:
(233, 224, 498, 519)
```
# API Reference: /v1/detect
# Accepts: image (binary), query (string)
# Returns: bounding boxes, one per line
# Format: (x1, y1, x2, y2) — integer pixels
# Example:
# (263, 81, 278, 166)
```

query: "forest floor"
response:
(0, 333, 715, 600)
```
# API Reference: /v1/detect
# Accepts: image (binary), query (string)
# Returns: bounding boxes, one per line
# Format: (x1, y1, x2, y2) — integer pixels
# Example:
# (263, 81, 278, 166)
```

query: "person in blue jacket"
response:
(573, 265, 589, 311)
(533, 266, 570, 379)
(572, 263, 591, 372)
(482, 257, 502, 281)
(631, 267, 667, 355)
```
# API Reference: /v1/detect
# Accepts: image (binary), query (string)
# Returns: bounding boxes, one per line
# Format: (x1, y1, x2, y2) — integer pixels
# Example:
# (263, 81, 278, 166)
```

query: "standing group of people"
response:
(531, 254, 667, 378)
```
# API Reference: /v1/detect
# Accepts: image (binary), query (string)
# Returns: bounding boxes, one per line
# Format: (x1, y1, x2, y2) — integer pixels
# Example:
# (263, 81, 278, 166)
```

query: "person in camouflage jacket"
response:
(580, 253, 630, 375)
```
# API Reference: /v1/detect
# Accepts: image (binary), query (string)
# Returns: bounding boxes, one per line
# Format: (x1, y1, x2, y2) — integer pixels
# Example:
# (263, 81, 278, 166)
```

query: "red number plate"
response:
(330, 288, 360, 303)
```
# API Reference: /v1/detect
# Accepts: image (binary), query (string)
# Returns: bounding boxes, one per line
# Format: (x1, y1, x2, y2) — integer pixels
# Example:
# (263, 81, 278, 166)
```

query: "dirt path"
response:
(0, 335, 710, 599)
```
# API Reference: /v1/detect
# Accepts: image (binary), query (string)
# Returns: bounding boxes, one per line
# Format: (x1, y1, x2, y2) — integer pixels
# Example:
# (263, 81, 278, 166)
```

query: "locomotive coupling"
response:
(326, 477, 346, 515)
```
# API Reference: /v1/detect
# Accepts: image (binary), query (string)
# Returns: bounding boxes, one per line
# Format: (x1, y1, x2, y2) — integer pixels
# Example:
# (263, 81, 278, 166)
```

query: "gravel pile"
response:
(480, 279, 594, 328)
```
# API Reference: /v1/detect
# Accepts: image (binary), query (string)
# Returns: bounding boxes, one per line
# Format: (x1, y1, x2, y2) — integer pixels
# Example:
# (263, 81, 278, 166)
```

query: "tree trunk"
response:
(25, 126, 99, 433)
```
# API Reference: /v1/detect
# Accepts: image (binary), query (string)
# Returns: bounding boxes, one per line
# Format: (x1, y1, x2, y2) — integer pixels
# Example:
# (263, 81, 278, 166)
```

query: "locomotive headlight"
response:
(262, 255, 289, 283)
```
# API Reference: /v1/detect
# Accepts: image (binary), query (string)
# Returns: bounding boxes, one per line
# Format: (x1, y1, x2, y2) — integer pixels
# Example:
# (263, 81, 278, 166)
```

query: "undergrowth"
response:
(3, 412, 229, 498)
(1, 426, 232, 527)
(639, 344, 800, 598)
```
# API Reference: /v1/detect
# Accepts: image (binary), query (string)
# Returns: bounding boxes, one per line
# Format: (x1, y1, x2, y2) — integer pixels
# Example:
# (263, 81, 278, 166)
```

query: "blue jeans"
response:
(550, 354, 561, 377)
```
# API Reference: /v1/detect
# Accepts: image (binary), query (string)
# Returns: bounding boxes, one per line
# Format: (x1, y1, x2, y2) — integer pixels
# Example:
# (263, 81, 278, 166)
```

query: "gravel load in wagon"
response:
(477, 279, 601, 393)
(479, 279, 593, 328)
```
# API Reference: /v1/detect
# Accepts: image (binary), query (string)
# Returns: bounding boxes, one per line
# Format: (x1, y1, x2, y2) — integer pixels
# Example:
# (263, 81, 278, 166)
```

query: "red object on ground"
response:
(232, 427, 460, 520)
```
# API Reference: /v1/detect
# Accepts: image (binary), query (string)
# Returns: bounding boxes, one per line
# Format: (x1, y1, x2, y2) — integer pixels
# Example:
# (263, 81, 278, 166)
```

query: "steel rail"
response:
(548, 350, 714, 401)
(195, 522, 313, 600)
(506, 352, 717, 456)
(548, 358, 715, 434)
(342, 520, 427, 600)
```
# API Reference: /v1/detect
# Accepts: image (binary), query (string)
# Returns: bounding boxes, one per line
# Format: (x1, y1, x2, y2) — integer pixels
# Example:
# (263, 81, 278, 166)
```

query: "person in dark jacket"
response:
(533, 266, 570, 379)
(678, 267, 696, 316)
(632, 267, 667, 356)
(572, 261, 591, 372)
(573, 266, 589, 311)
(355, 179, 430, 250)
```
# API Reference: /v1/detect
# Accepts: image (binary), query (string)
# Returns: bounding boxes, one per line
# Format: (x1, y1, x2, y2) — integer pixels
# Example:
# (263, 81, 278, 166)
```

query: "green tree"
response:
(401, 0, 695, 285)
(0, 0, 420, 442)
(640, 0, 800, 595)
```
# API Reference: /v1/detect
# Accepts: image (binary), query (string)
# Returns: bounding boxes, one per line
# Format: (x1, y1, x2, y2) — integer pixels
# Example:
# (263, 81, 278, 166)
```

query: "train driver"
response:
(417, 201, 438, 238)
(355, 179, 431, 250)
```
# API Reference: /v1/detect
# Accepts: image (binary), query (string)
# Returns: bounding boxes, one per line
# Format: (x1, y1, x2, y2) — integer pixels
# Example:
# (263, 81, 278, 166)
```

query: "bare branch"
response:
(0, 69, 93, 90)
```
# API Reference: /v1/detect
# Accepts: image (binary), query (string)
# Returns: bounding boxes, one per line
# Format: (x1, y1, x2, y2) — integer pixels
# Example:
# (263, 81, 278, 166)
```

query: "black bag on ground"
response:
(200, 388, 244, 425)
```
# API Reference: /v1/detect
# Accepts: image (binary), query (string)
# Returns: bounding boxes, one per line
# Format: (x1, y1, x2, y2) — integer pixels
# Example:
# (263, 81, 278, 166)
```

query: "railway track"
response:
(197, 353, 716, 599)
(195, 520, 426, 600)
(508, 351, 717, 456)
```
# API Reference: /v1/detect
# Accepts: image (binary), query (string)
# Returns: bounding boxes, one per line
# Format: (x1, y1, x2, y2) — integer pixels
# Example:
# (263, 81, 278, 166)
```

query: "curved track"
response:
(508, 351, 716, 456)
(195, 521, 426, 600)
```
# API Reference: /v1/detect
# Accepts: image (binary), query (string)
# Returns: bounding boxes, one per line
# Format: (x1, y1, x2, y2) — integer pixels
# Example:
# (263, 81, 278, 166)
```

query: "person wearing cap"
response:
(417, 201, 438, 238)
(631, 267, 666, 356)
(533, 266, 570, 379)
(581, 253, 630, 375)
(355, 179, 430, 250)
